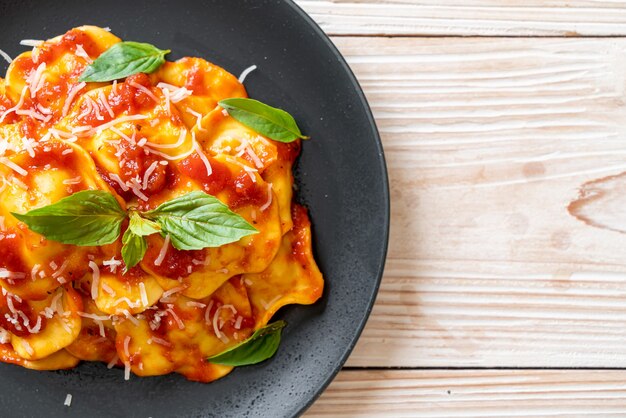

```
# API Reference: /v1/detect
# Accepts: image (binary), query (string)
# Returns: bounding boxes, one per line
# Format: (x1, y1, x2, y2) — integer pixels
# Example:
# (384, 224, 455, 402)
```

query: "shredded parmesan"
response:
(154, 235, 170, 266)
(93, 114, 148, 134)
(62, 82, 86, 117)
(160, 286, 185, 301)
(101, 282, 116, 296)
(19, 39, 43, 46)
(20, 136, 35, 157)
(238, 65, 257, 83)
(138, 282, 149, 306)
(213, 304, 236, 343)
(124, 361, 131, 380)
(129, 81, 159, 102)
(0, 86, 27, 123)
(107, 354, 119, 369)
(0, 269, 26, 279)
(185, 107, 206, 132)
(156, 82, 192, 103)
(145, 129, 187, 149)
(123, 335, 131, 357)
(166, 308, 185, 329)
(0, 49, 12, 64)
(62, 176, 82, 185)
(142, 161, 158, 190)
(234, 315, 243, 330)
(186, 301, 207, 308)
(21, 340, 34, 356)
(150, 336, 172, 347)
(64, 394, 72, 407)
(28, 62, 47, 98)
(204, 300, 215, 325)
(98, 90, 114, 118)
(103, 257, 122, 273)
(89, 261, 100, 299)
(74, 44, 92, 63)
(260, 182, 273, 211)
(108, 173, 130, 192)
(192, 136, 212, 176)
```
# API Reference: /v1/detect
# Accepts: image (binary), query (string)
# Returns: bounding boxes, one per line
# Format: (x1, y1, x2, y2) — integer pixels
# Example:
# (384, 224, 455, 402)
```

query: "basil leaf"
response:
(219, 98, 308, 143)
(144, 191, 258, 251)
(11, 190, 126, 246)
(120, 212, 158, 271)
(79, 41, 170, 82)
(207, 321, 286, 366)
(128, 211, 161, 236)
(121, 228, 146, 271)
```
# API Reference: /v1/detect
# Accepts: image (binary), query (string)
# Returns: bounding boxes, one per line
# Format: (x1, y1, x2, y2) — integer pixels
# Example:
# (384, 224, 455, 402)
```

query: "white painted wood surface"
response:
(293, 1, 626, 416)
(307, 370, 626, 417)
(296, 0, 626, 36)
(335, 37, 626, 368)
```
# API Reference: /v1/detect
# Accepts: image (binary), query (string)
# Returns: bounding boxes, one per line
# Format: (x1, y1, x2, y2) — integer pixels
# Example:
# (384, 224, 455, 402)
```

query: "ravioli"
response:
(0, 26, 323, 381)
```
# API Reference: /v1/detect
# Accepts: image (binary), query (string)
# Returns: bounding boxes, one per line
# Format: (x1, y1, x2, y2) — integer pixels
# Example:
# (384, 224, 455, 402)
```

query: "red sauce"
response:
(0, 233, 30, 284)
(183, 61, 207, 95)
(290, 204, 312, 266)
(98, 139, 168, 199)
(177, 154, 267, 209)
(178, 154, 230, 195)
(79, 74, 158, 128)
(144, 238, 204, 279)
(0, 292, 47, 337)
(0, 95, 18, 124)
(37, 29, 102, 65)
(275, 140, 301, 164)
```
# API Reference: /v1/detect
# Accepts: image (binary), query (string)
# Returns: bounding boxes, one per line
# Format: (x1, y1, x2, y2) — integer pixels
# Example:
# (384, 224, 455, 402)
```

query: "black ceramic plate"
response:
(0, 1, 389, 417)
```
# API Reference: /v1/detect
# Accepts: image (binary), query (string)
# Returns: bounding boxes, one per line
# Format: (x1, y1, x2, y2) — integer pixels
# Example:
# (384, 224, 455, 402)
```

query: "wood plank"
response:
(296, 0, 626, 36)
(306, 370, 626, 417)
(330, 37, 626, 367)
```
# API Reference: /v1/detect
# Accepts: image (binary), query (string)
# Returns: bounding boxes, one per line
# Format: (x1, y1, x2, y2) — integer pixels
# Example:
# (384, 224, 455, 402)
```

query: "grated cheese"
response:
(93, 114, 147, 135)
(138, 282, 149, 306)
(108, 173, 130, 192)
(107, 354, 119, 369)
(145, 129, 187, 149)
(185, 107, 206, 132)
(238, 65, 257, 83)
(62, 176, 82, 185)
(142, 161, 158, 190)
(89, 261, 100, 299)
(123, 335, 131, 357)
(74, 44, 92, 63)
(0, 49, 12, 64)
(19, 39, 43, 46)
(0, 86, 28, 123)
(21, 340, 34, 356)
(62, 82, 86, 117)
(98, 90, 114, 118)
(154, 235, 170, 266)
(166, 308, 184, 330)
(0, 269, 26, 279)
(192, 136, 212, 176)
(150, 336, 172, 347)
(129, 81, 159, 102)
(260, 182, 273, 211)
(64, 394, 72, 407)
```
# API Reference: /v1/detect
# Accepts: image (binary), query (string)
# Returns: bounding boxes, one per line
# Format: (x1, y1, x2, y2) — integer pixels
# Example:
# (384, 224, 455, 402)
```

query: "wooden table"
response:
(294, 1, 626, 416)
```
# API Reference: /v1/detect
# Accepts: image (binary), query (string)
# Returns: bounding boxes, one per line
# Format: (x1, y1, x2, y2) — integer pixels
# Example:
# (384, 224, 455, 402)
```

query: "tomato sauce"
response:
(0, 292, 47, 337)
(290, 204, 312, 267)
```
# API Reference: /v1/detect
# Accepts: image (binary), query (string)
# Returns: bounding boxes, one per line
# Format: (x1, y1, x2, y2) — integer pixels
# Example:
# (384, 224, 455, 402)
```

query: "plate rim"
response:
(283, 1, 391, 415)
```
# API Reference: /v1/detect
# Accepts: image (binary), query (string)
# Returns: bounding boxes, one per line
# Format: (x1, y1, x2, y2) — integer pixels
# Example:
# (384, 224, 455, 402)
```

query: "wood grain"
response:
(330, 37, 626, 367)
(295, 0, 626, 36)
(306, 370, 626, 417)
